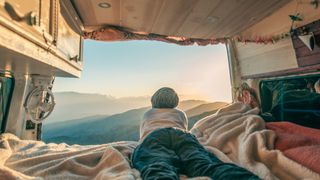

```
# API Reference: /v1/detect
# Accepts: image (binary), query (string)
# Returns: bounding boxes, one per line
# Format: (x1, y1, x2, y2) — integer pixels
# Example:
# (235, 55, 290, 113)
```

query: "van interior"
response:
(0, 0, 320, 179)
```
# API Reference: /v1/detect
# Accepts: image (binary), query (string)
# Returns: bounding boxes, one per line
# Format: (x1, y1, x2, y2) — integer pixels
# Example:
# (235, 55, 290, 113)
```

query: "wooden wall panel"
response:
(237, 39, 298, 77)
(236, 1, 320, 78)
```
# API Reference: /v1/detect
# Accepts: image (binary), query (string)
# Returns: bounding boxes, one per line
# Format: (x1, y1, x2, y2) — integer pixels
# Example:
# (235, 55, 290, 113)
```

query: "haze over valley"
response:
(43, 92, 228, 145)
(46, 92, 151, 124)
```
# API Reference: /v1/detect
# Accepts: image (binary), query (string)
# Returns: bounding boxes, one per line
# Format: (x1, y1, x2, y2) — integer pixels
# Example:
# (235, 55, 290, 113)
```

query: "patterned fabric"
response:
(83, 25, 227, 46)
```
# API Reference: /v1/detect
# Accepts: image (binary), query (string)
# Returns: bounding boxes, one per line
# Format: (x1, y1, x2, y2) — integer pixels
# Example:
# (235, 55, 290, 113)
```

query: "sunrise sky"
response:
(54, 40, 232, 102)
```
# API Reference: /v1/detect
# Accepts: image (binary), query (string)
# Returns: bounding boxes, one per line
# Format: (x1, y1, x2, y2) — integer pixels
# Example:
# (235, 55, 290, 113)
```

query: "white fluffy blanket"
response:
(0, 134, 208, 180)
(191, 102, 320, 180)
(1, 103, 320, 180)
(0, 135, 139, 180)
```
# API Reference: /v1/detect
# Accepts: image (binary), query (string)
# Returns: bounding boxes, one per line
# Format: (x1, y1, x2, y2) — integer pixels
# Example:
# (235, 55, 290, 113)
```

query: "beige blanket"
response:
(191, 102, 320, 180)
(1, 103, 320, 180)
(0, 134, 140, 180)
(0, 134, 210, 180)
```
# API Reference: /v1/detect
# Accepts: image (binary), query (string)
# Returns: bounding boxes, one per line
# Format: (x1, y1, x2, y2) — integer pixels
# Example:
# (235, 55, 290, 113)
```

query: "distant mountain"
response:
(43, 101, 228, 145)
(46, 92, 208, 124)
(43, 107, 148, 145)
(177, 100, 207, 111)
(46, 92, 151, 124)
(44, 114, 109, 130)
(185, 102, 228, 117)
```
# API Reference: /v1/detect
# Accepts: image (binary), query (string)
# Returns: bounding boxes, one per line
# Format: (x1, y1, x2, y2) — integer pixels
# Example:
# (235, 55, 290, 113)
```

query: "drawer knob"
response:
(28, 11, 38, 26)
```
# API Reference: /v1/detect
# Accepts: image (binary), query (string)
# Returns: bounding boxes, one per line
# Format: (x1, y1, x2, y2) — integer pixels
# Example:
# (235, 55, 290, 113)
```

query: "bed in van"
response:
(0, 0, 320, 179)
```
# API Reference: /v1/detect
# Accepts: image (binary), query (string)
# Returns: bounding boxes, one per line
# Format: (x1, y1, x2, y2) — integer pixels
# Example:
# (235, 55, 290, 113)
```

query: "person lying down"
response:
(236, 82, 275, 122)
(131, 87, 260, 180)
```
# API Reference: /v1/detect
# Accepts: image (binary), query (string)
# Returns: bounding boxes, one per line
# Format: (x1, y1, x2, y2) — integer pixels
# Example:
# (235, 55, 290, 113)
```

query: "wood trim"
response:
(60, 0, 83, 33)
(242, 65, 320, 79)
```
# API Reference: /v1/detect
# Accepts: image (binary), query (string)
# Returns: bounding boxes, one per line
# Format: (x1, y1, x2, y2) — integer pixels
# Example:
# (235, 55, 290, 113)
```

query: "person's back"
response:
(139, 87, 188, 140)
(140, 108, 187, 141)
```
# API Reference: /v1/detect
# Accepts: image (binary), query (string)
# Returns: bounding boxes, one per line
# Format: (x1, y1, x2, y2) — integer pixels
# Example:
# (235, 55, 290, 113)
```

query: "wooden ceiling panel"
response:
(210, 0, 264, 38)
(72, 0, 120, 26)
(207, 0, 268, 38)
(174, 0, 222, 38)
(150, 0, 198, 36)
(92, 0, 120, 25)
(207, 0, 292, 39)
(120, 0, 163, 33)
(190, 0, 244, 39)
(72, 0, 98, 25)
(72, 0, 292, 39)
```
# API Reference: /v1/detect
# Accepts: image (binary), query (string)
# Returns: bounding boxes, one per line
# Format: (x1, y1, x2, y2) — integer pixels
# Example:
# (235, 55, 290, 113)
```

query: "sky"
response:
(54, 40, 232, 102)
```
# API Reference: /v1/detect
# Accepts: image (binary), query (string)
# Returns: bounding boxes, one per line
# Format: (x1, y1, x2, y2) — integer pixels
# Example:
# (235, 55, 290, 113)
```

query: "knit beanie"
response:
(151, 87, 179, 108)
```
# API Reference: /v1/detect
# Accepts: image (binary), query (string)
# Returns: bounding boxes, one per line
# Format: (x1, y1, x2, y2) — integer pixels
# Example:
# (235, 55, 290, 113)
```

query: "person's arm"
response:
(178, 110, 188, 130)
(140, 110, 151, 140)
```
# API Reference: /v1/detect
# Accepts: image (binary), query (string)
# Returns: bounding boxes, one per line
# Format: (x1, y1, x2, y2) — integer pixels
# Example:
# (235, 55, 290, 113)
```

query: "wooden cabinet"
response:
(0, 0, 83, 77)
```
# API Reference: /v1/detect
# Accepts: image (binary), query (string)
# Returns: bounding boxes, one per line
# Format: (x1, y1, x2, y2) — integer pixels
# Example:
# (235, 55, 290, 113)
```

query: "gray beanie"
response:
(151, 87, 179, 108)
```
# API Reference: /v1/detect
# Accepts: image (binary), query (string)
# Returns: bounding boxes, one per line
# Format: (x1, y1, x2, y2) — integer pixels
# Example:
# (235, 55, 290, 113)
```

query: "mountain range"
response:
(46, 92, 208, 124)
(43, 96, 228, 145)
(46, 92, 151, 124)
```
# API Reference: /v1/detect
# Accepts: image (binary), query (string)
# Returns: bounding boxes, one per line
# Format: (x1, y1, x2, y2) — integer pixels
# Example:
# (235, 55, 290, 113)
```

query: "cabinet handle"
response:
(4, 1, 38, 26)
(69, 55, 79, 62)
